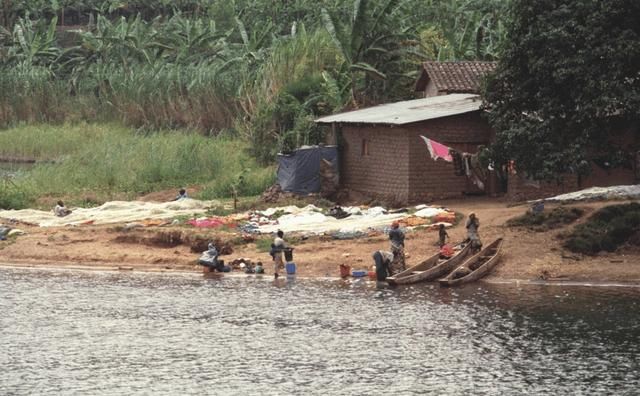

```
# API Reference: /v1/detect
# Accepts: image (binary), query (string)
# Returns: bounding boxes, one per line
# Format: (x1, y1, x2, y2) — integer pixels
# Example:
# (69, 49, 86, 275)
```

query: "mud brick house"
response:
(316, 94, 492, 204)
(316, 61, 638, 203)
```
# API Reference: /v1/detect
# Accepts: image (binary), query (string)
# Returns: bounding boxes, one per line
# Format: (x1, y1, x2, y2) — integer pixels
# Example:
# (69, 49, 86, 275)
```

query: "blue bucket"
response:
(285, 262, 296, 275)
(351, 270, 367, 278)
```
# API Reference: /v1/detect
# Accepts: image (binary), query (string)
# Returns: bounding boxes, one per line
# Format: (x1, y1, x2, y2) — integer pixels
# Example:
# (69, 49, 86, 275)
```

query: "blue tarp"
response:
(277, 146, 338, 194)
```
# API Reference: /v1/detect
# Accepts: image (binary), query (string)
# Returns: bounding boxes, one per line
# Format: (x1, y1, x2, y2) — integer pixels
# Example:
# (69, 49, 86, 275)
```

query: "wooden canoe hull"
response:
(387, 244, 472, 285)
(386, 252, 440, 285)
(438, 238, 504, 287)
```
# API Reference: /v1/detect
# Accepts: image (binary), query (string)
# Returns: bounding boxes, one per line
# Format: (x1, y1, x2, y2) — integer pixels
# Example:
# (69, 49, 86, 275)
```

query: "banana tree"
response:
(321, 0, 414, 107)
(416, 0, 508, 61)
(158, 15, 229, 64)
(6, 16, 60, 66)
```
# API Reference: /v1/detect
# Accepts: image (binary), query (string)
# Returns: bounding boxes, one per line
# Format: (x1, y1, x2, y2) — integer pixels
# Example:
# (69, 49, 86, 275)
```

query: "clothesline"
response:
(419, 135, 485, 189)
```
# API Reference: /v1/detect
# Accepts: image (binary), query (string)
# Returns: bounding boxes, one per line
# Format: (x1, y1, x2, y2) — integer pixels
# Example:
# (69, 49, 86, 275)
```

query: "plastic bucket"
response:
(284, 248, 294, 262)
(285, 262, 296, 275)
(352, 270, 367, 278)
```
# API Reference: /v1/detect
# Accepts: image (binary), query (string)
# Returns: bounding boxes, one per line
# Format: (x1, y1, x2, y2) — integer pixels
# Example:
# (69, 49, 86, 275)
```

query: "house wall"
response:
(581, 125, 638, 188)
(506, 164, 636, 201)
(405, 112, 493, 202)
(339, 125, 410, 204)
(424, 81, 440, 98)
(580, 164, 637, 189)
(337, 115, 638, 204)
(507, 175, 579, 201)
(338, 111, 493, 204)
(508, 125, 638, 201)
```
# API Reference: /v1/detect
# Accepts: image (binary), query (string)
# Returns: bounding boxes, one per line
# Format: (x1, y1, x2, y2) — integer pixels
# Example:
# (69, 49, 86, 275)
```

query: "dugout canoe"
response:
(387, 244, 472, 286)
(438, 238, 504, 287)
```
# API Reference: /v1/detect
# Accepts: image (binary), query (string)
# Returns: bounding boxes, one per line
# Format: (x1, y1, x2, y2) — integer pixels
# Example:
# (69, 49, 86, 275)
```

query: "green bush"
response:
(507, 206, 584, 231)
(0, 181, 34, 209)
(563, 203, 640, 255)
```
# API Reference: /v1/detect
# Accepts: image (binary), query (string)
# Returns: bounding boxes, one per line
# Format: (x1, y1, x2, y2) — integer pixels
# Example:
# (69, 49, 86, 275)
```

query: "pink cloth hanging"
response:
(419, 135, 453, 162)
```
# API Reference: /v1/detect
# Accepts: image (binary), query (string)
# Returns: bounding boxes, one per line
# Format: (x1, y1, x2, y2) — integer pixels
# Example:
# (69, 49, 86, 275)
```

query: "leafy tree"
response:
(484, 0, 640, 180)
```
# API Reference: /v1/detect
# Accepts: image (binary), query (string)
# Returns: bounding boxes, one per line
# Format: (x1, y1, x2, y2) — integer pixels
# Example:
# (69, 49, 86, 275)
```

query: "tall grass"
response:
(96, 64, 241, 132)
(0, 65, 82, 127)
(0, 63, 241, 132)
(0, 122, 114, 159)
(0, 123, 275, 208)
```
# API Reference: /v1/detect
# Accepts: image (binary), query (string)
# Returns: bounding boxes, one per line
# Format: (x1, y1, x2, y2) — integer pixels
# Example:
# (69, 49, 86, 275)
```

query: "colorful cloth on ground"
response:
(390, 245, 406, 275)
(440, 244, 454, 258)
(420, 135, 453, 162)
(187, 217, 234, 228)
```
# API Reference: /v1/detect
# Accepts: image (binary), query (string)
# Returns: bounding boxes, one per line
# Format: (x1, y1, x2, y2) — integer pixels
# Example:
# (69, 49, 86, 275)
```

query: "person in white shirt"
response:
(173, 188, 188, 201)
(54, 201, 72, 217)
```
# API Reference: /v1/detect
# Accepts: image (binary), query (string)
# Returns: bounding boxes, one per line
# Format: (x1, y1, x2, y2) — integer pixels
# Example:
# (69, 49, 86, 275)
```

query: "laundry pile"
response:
(0, 224, 25, 240)
(0, 198, 457, 236)
(249, 204, 455, 235)
(544, 185, 640, 203)
(187, 212, 246, 228)
(0, 199, 222, 227)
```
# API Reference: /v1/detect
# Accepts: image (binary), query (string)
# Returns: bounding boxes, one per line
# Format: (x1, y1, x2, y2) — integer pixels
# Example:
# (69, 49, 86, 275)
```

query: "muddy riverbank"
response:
(2, 199, 639, 283)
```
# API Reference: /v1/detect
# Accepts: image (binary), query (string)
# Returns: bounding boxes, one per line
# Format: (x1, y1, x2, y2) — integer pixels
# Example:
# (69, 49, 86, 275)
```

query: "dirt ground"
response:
(2, 198, 640, 283)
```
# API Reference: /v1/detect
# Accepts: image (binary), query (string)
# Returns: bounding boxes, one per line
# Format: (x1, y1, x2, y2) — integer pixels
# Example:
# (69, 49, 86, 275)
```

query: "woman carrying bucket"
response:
(270, 230, 289, 279)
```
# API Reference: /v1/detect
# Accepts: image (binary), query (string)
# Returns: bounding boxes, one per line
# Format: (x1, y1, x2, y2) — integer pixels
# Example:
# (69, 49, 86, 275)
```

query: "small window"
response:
(361, 139, 370, 156)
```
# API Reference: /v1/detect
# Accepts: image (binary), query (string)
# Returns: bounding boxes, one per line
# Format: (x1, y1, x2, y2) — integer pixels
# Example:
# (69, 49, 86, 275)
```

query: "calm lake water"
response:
(1, 268, 639, 395)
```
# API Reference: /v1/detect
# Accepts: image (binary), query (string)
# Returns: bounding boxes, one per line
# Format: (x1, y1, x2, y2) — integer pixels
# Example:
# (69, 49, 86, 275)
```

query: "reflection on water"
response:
(1, 268, 639, 395)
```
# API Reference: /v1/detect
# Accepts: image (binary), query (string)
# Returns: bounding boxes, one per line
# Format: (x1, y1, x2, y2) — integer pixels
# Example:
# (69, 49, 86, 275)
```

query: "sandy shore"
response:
(2, 199, 640, 284)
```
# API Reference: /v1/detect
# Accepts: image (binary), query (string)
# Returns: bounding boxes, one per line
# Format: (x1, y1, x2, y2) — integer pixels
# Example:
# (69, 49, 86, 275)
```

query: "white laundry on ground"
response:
(543, 185, 640, 203)
(0, 199, 221, 227)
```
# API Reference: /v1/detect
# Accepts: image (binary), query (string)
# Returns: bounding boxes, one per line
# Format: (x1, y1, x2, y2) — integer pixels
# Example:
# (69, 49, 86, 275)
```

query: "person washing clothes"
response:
(54, 201, 72, 217)
(198, 242, 223, 272)
(466, 212, 482, 253)
(388, 221, 406, 275)
(372, 250, 394, 281)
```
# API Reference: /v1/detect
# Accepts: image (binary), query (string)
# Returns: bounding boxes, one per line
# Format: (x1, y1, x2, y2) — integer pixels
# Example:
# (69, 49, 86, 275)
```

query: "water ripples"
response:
(1, 268, 639, 395)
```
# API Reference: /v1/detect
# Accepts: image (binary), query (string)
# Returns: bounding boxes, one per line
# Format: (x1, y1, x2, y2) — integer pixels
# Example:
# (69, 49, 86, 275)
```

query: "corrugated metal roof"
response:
(315, 94, 482, 125)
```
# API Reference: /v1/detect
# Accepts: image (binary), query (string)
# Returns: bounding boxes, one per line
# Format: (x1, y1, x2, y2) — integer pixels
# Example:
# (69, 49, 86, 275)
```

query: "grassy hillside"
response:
(0, 123, 275, 209)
